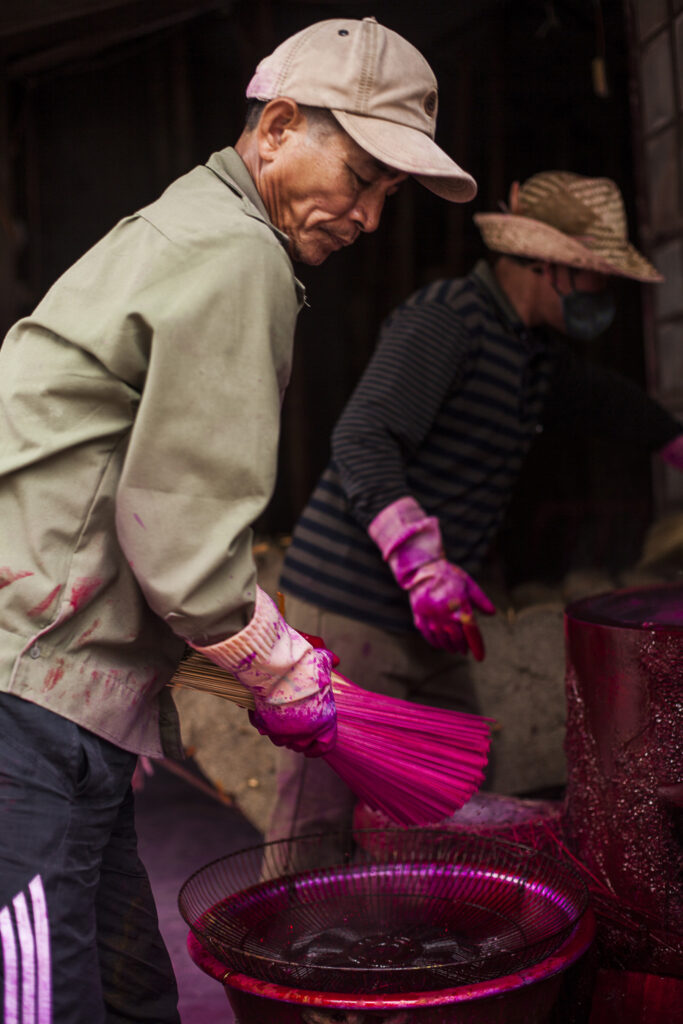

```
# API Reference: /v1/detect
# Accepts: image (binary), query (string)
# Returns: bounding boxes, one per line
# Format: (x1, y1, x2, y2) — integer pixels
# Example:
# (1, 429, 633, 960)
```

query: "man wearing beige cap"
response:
(275, 169, 683, 846)
(0, 17, 474, 1020)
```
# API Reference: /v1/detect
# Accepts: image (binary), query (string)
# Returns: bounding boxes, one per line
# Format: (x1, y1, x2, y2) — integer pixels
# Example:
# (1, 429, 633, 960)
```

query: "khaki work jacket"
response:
(0, 148, 304, 757)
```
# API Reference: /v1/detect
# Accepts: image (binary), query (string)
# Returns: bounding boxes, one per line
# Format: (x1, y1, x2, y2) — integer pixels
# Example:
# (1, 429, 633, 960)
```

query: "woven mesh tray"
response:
(178, 829, 588, 994)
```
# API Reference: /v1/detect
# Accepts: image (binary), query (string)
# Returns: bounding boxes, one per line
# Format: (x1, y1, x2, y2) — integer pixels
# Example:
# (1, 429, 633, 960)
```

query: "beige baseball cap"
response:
(246, 16, 477, 203)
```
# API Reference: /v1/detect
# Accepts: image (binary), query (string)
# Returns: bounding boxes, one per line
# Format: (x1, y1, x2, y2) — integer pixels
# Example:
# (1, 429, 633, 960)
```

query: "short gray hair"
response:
(244, 99, 339, 139)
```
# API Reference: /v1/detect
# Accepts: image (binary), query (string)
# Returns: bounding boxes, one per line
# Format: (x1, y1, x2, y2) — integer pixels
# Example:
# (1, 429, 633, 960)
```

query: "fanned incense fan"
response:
(171, 650, 492, 828)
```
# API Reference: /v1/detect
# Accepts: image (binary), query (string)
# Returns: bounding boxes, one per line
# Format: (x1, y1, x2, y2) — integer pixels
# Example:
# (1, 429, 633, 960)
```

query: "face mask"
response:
(561, 287, 617, 341)
(551, 266, 616, 341)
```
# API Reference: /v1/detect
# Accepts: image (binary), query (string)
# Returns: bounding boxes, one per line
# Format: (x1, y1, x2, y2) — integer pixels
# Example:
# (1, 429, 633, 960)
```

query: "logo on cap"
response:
(423, 90, 437, 117)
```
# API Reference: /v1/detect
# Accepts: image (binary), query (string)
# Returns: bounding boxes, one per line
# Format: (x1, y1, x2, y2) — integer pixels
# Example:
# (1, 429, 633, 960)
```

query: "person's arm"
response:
(542, 342, 682, 450)
(115, 228, 335, 754)
(332, 301, 472, 524)
(333, 298, 495, 658)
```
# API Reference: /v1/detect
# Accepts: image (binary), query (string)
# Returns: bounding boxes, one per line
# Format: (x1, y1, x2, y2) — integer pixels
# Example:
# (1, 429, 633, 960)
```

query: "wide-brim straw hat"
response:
(474, 171, 662, 282)
(246, 16, 477, 203)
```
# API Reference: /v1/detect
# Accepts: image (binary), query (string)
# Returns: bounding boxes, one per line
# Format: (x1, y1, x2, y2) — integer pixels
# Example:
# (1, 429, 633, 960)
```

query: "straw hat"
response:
(474, 171, 662, 282)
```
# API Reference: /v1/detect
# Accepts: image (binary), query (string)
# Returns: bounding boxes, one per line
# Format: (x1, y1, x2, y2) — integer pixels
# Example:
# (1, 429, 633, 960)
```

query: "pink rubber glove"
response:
(298, 632, 340, 668)
(369, 497, 495, 659)
(659, 435, 683, 471)
(190, 588, 337, 757)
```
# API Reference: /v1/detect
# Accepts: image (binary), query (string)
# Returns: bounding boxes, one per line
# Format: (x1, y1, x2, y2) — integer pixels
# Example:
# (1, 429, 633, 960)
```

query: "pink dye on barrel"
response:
(563, 583, 683, 978)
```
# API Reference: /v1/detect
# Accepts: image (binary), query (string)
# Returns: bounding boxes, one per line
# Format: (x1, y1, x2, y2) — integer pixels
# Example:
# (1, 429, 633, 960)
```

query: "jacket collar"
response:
(206, 147, 305, 305)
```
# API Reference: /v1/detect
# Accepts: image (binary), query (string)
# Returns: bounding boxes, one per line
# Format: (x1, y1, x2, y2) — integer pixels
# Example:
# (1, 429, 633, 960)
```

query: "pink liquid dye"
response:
(562, 584, 683, 977)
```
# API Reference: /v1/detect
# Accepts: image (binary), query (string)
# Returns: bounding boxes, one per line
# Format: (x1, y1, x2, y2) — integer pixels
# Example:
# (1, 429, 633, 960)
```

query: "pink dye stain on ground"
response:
(70, 577, 102, 611)
(27, 584, 62, 618)
(0, 567, 34, 589)
(43, 659, 65, 692)
(133, 514, 146, 528)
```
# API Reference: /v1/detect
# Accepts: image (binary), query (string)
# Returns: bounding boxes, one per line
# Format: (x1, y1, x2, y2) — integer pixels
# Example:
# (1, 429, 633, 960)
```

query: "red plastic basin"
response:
(187, 908, 595, 1023)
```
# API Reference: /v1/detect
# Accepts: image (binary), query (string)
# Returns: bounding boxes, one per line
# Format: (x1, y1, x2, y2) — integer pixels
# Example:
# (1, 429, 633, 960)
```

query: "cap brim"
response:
(331, 109, 477, 203)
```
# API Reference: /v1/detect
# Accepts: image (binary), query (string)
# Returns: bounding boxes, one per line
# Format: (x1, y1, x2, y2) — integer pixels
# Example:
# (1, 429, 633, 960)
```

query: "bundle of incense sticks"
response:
(171, 652, 492, 827)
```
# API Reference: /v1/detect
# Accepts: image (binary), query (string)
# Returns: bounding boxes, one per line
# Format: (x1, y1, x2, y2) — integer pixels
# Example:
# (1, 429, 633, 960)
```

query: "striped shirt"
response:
(281, 260, 680, 633)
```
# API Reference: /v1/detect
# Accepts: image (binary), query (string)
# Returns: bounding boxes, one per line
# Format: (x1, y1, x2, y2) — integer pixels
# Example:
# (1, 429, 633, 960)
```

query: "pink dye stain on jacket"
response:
(0, 567, 34, 589)
(69, 578, 102, 612)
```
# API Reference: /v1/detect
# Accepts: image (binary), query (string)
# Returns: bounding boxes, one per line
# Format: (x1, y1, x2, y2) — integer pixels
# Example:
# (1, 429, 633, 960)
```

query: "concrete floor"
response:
(135, 758, 262, 1024)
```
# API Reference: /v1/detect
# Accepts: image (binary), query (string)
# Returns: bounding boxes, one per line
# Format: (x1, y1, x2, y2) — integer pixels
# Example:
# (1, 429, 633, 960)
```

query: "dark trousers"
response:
(0, 692, 180, 1024)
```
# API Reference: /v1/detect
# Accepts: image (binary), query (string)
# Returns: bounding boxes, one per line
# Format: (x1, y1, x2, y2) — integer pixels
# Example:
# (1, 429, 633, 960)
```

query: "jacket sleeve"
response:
(115, 228, 299, 646)
(542, 342, 683, 449)
(332, 302, 472, 527)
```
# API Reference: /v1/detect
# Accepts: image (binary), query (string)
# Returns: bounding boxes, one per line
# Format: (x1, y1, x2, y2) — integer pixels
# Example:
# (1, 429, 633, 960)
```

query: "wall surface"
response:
(0, 0, 669, 581)
(627, 0, 683, 512)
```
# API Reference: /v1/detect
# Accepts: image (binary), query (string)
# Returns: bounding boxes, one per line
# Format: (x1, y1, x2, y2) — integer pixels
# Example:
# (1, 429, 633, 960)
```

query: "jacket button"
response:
(29, 644, 41, 659)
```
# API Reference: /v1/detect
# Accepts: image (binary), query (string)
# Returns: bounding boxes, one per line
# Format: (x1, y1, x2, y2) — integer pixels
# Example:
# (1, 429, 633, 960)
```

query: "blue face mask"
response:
(553, 267, 617, 341)
(561, 287, 617, 341)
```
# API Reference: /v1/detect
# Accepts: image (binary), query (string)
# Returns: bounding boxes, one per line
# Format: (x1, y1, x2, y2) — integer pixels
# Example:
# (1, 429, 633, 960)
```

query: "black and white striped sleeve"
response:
(332, 298, 473, 526)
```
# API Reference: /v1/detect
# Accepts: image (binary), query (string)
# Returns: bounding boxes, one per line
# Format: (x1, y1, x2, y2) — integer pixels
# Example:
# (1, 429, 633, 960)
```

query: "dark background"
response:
(0, 0, 657, 585)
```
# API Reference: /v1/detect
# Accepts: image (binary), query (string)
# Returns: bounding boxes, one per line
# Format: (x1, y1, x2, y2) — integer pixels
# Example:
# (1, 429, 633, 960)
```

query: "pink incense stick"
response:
(172, 658, 492, 827)
(317, 673, 491, 826)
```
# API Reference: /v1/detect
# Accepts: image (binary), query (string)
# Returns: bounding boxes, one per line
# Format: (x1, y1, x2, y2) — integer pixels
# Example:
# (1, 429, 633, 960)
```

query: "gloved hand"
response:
(659, 435, 683, 472)
(298, 631, 340, 668)
(190, 588, 337, 757)
(369, 496, 495, 659)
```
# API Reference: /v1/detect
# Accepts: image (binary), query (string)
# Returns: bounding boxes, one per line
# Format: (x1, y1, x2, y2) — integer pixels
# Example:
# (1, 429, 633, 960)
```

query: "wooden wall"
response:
(626, 0, 683, 512)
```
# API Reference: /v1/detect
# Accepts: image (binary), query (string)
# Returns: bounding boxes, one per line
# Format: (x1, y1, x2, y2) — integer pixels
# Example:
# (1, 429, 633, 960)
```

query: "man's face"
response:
(553, 265, 609, 295)
(260, 120, 406, 265)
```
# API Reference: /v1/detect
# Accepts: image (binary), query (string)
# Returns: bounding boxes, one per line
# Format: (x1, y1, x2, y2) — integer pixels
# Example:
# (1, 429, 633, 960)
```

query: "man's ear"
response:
(256, 98, 304, 163)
